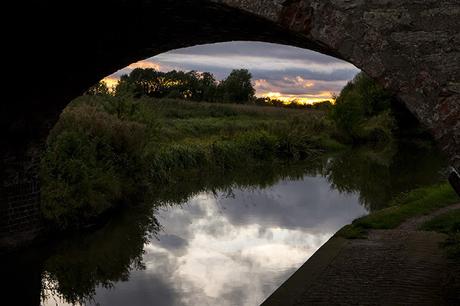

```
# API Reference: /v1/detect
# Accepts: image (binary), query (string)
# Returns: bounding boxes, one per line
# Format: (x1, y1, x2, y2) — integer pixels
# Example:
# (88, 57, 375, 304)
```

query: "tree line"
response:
(88, 68, 333, 110)
(89, 68, 256, 104)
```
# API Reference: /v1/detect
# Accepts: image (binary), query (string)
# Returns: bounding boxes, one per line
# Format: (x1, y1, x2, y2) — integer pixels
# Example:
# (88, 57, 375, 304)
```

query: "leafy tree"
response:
(112, 67, 256, 104)
(199, 72, 218, 102)
(115, 69, 221, 102)
(331, 72, 395, 143)
(219, 69, 255, 103)
(41, 106, 147, 229)
(116, 68, 163, 98)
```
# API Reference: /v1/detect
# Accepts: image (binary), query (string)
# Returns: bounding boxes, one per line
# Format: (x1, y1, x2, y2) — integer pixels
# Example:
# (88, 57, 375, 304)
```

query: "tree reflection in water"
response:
(41, 204, 161, 305)
(324, 143, 447, 211)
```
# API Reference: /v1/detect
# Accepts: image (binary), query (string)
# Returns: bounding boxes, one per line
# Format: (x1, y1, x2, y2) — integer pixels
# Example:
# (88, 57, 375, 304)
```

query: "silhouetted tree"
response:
(199, 72, 218, 102)
(116, 68, 163, 98)
(219, 69, 255, 103)
(86, 81, 110, 96)
(113, 68, 256, 104)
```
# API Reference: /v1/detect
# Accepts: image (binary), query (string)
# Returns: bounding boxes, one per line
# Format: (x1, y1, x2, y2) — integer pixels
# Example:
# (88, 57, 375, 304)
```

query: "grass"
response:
(337, 183, 460, 239)
(420, 209, 460, 234)
(421, 209, 460, 259)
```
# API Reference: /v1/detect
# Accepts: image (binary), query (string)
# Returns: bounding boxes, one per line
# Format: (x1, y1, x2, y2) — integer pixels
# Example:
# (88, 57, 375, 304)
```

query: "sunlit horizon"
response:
(100, 41, 359, 104)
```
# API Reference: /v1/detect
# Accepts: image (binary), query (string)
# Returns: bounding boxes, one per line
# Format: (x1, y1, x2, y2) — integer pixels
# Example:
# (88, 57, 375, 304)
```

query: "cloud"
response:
(106, 59, 176, 79)
(254, 77, 347, 103)
(127, 61, 162, 70)
(166, 41, 348, 65)
(103, 41, 360, 102)
(153, 53, 353, 75)
(101, 76, 119, 89)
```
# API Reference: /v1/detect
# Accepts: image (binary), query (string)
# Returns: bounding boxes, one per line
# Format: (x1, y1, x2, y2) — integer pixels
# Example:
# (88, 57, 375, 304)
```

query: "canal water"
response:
(3, 143, 447, 306)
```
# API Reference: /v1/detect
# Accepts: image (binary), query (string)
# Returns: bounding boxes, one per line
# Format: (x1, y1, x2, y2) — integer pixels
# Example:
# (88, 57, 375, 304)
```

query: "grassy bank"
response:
(421, 209, 460, 259)
(41, 96, 345, 229)
(338, 183, 459, 239)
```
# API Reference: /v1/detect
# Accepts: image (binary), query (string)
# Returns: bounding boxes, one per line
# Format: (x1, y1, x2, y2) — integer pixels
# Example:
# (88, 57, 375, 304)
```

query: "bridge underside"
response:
(1, 0, 459, 249)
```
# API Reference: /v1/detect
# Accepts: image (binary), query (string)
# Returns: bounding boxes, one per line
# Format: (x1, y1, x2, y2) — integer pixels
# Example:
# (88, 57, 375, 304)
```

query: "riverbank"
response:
(40, 96, 346, 230)
(263, 183, 460, 305)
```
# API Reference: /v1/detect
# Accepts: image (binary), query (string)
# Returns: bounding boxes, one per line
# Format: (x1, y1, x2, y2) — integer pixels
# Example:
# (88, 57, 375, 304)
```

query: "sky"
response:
(103, 41, 360, 104)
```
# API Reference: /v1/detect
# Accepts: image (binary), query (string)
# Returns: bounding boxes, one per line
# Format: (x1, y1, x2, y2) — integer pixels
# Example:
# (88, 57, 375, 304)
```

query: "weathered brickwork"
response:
(0, 153, 43, 250)
(2, 0, 459, 249)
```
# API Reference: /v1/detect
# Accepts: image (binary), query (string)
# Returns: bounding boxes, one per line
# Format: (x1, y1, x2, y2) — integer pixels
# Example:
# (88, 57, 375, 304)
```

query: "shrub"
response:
(41, 106, 147, 229)
(331, 72, 396, 144)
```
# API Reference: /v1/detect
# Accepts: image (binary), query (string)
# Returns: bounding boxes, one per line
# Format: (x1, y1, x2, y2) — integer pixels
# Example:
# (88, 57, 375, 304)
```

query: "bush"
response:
(41, 106, 147, 229)
(355, 110, 396, 143)
(331, 72, 396, 144)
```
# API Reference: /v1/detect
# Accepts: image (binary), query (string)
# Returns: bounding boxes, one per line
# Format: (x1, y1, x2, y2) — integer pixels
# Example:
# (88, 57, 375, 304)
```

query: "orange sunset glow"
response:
(260, 92, 334, 104)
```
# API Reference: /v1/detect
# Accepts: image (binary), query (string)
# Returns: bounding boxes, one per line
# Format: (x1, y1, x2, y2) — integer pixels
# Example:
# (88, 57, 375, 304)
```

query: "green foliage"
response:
(114, 68, 218, 100)
(41, 203, 160, 305)
(218, 69, 255, 103)
(354, 110, 395, 143)
(42, 79, 436, 230)
(338, 183, 460, 239)
(331, 72, 396, 144)
(421, 209, 460, 259)
(442, 234, 460, 259)
(85, 81, 111, 96)
(273, 117, 327, 159)
(112, 68, 256, 104)
(42, 96, 343, 229)
(420, 209, 460, 234)
(116, 68, 163, 98)
(41, 106, 147, 229)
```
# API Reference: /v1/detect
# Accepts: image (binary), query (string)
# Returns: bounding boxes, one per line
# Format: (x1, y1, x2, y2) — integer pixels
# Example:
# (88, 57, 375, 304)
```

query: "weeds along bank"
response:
(40, 96, 345, 229)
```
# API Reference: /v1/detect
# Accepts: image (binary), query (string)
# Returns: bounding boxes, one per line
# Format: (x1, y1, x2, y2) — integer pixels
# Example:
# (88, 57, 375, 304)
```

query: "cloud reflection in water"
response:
(89, 175, 367, 306)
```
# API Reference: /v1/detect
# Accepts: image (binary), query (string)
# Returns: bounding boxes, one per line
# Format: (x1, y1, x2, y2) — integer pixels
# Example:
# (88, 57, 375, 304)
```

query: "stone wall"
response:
(0, 152, 43, 251)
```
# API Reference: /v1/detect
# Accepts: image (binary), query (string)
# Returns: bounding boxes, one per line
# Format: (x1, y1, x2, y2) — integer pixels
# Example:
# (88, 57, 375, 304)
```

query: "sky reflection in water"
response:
(84, 176, 367, 306)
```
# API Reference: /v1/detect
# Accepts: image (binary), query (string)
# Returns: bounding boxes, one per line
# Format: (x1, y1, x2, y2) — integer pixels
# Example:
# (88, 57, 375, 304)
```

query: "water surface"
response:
(78, 177, 365, 306)
(3, 143, 447, 306)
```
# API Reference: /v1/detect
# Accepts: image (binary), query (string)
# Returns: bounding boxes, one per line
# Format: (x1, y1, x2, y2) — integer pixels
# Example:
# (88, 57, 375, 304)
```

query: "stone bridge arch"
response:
(1, 0, 459, 249)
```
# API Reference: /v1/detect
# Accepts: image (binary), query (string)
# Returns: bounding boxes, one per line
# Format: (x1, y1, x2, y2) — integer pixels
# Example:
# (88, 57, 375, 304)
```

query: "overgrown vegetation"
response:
(42, 67, 437, 230)
(41, 96, 342, 229)
(40, 106, 147, 228)
(330, 72, 432, 145)
(338, 183, 459, 239)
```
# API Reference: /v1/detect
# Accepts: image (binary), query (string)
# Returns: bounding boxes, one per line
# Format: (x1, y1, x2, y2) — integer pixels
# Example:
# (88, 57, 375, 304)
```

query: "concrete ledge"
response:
(262, 237, 348, 306)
